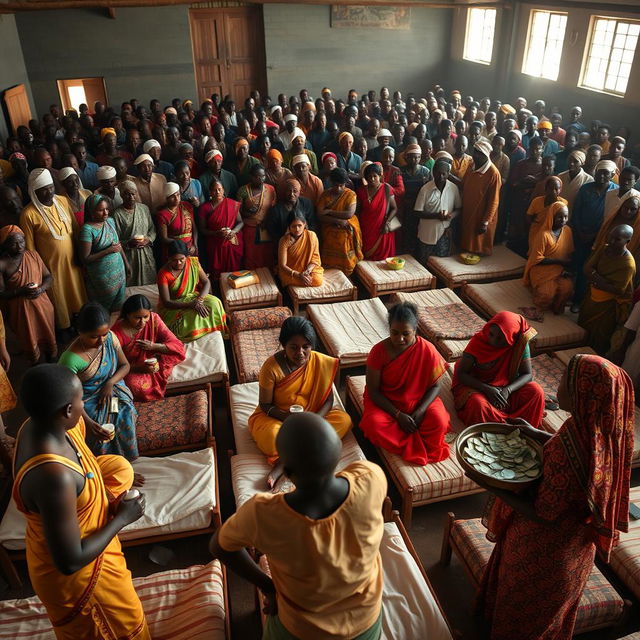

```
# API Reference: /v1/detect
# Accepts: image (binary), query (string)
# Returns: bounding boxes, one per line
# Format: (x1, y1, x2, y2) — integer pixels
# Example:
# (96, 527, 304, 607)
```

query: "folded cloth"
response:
(419, 303, 486, 340)
(518, 306, 545, 323)
(228, 270, 260, 289)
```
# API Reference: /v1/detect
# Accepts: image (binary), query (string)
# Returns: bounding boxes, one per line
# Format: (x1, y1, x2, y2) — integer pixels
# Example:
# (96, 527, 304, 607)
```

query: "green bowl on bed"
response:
(385, 257, 405, 271)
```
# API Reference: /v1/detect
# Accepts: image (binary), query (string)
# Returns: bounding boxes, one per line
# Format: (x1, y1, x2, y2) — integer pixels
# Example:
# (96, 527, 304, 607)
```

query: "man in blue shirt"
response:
(71, 142, 99, 191)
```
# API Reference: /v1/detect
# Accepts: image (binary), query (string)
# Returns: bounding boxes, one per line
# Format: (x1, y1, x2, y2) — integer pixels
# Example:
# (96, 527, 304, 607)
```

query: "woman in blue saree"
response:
(79, 194, 130, 312)
(59, 302, 139, 463)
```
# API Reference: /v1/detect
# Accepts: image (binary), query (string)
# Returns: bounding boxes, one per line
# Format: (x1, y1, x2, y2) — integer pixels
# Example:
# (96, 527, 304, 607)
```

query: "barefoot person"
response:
(12, 364, 149, 639)
(210, 412, 386, 640)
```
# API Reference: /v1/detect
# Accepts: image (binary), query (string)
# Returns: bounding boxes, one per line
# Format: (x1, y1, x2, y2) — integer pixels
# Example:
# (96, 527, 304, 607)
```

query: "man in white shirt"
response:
(413, 159, 462, 263)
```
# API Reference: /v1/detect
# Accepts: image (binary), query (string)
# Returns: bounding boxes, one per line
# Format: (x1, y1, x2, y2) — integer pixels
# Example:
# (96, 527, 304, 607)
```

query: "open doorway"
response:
(57, 77, 108, 114)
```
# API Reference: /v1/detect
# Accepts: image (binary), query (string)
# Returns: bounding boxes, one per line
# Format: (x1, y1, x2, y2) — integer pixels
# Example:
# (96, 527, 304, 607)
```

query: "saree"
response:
(3, 249, 57, 363)
(362, 337, 451, 465)
(578, 246, 636, 355)
(0, 312, 16, 413)
(591, 192, 640, 264)
(157, 256, 228, 342)
(278, 229, 324, 287)
(13, 418, 150, 640)
(79, 219, 127, 312)
(198, 197, 244, 277)
(237, 183, 277, 269)
(452, 311, 545, 427)
(318, 188, 363, 275)
(156, 202, 196, 263)
(478, 355, 633, 640)
(526, 196, 568, 249)
(248, 351, 352, 464)
(112, 203, 157, 287)
(356, 184, 396, 260)
(60, 332, 138, 460)
(111, 312, 186, 402)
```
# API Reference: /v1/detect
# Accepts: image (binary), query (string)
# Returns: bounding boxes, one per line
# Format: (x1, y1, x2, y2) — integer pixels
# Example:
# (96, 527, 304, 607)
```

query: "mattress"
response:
(463, 279, 587, 352)
(220, 267, 280, 310)
(610, 485, 640, 602)
(0, 448, 216, 552)
(0, 561, 227, 640)
(355, 254, 434, 295)
(168, 330, 229, 388)
(307, 297, 389, 367)
(287, 268, 355, 302)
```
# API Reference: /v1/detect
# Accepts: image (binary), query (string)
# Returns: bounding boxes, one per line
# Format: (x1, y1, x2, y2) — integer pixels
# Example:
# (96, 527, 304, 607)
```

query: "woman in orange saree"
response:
(317, 168, 363, 275)
(591, 193, 640, 264)
(249, 316, 352, 487)
(475, 355, 633, 640)
(111, 294, 186, 402)
(452, 311, 545, 427)
(12, 364, 149, 640)
(362, 303, 451, 465)
(523, 203, 574, 313)
(277, 211, 324, 288)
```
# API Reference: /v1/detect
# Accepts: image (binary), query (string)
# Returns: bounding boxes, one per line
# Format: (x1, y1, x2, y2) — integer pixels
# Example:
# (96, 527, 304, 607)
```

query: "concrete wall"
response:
(0, 13, 35, 140)
(448, 3, 640, 129)
(15, 7, 197, 117)
(263, 4, 452, 98)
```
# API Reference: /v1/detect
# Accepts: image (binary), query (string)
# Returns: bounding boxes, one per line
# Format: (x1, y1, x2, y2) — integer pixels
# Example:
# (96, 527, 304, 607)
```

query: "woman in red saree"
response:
(111, 294, 186, 402)
(156, 182, 197, 263)
(362, 302, 451, 465)
(356, 162, 397, 260)
(197, 177, 244, 278)
(473, 354, 634, 639)
(452, 311, 545, 427)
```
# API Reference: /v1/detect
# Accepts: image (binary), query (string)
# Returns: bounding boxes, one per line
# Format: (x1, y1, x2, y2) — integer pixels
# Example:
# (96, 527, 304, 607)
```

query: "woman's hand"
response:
(86, 418, 112, 442)
(98, 381, 114, 409)
(188, 245, 197, 256)
(590, 271, 608, 289)
(109, 242, 122, 255)
(190, 196, 200, 208)
(411, 407, 426, 426)
(506, 418, 552, 444)
(477, 221, 489, 235)
(136, 339, 158, 351)
(439, 209, 452, 221)
(484, 386, 508, 410)
(301, 271, 313, 286)
(114, 492, 146, 526)
(397, 412, 418, 434)
(195, 298, 209, 318)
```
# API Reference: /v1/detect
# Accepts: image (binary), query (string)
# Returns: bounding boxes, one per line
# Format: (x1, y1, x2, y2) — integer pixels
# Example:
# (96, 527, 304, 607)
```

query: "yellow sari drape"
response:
(13, 419, 149, 640)
(278, 229, 324, 287)
(592, 205, 640, 265)
(249, 351, 351, 463)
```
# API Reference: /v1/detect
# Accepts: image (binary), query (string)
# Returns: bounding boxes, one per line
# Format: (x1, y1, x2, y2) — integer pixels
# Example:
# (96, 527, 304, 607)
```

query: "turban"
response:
(378, 129, 392, 138)
(359, 160, 374, 185)
(28, 169, 71, 232)
(58, 167, 78, 182)
(511, 129, 523, 141)
(595, 160, 618, 174)
(267, 149, 283, 162)
(97, 165, 117, 180)
(235, 138, 249, 151)
(500, 104, 516, 115)
(292, 154, 310, 167)
(302, 102, 316, 112)
(0, 225, 23, 245)
(133, 153, 153, 165)
(321, 152, 337, 164)
(284, 114, 298, 124)
(120, 179, 137, 193)
(569, 150, 586, 164)
(100, 127, 116, 139)
(204, 149, 223, 163)
(165, 107, 178, 115)
(28, 168, 54, 191)
(404, 143, 422, 155)
(203, 98, 213, 104)
(9, 152, 26, 162)
(474, 139, 493, 158)
(270, 105, 282, 115)
(165, 182, 180, 198)
(289, 128, 306, 145)
(537, 120, 553, 130)
(338, 131, 354, 144)
(143, 139, 161, 153)
(182, 99, 193, 108)
(322, 87, 331, 93)
(451, 90, 461, 97)
(433, 151, 453, 163)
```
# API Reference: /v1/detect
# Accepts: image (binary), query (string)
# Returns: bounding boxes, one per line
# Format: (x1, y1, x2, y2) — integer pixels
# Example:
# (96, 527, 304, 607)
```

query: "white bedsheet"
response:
(168, 330, 229, 388)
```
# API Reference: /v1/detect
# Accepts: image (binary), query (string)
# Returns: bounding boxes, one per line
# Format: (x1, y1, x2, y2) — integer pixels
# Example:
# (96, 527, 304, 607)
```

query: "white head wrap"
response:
(433, 151, 453, 163)
(284, 114, 298, 124)
(511, 129, 523, 142)
(474, 139, 493, 159)
(58, 167, 78, 182)
(27, 168, 72, 240)
(289, 127, 306, 148)
(164, 182, 180, 198)
(377, 129, 392, 138)
(595, 160, 618, 175)
(292, 154, 311, 167)
(143, 139, 161, 153)
(120, 179, 137, 193)
(205, 149, 223, 163)
(270, 105, 282, 116)
(96, 165, 117, 180)
(133, 153, 154, 166)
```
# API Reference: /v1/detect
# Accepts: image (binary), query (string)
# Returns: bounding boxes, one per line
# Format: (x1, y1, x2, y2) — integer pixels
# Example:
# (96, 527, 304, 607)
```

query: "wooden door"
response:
(189, 7, 266, 104)
(2, 84, 32, 134)
(57, 77, 107, 113)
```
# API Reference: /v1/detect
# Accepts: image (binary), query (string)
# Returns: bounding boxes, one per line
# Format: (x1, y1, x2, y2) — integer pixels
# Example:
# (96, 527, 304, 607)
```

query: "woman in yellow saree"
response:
(12, 364, 149, 640)
(277, 211, 324, 288)
(249, 316, 352, 489)
(592, 193, 640, 264)
(157, 239, 227, 342)
(523, 202, 574, 314)
(317, 167, 363, 275)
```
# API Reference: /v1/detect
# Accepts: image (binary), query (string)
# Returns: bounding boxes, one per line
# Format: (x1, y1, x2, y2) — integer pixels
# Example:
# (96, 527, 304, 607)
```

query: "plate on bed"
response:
(455, 422, 543, 491)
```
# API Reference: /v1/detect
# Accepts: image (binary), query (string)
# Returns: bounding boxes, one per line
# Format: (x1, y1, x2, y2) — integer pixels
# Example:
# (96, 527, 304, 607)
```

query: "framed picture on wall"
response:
(330, 6, 411, 30)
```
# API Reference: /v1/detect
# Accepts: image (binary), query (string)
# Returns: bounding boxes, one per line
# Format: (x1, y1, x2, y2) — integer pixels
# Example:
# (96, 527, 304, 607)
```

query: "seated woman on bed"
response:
(452, 311, 545, 428)
(111, 294, 186, 402)
(157, 239, 228, 342)
(248, 316, 352, 490)
(362, 302, 451, 465)
(277, 210, 324, 288)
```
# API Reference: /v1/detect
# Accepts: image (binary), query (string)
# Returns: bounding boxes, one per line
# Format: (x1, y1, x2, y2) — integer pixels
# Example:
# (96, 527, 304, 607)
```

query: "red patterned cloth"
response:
(419, 303, 485, 340)
(478, 354, 634, 639)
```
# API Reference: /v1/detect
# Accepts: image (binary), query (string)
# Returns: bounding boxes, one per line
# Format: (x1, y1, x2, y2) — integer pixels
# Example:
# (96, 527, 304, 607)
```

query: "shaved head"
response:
(276, 413, 342, 479)
(21, 364, 82, 422)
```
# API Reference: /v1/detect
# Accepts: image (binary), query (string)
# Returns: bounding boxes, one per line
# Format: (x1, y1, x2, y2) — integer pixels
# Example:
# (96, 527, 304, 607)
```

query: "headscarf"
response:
(58, 167, 78, 182)
(182, 99, 193, 109)
(511, 129, 523, 142)
(559, 354, 634, 562)
(338, 131, 354, 144)
(321, 152, 337, 164)
(404, 143, 422, 155)
(377, 129, 392, 139)
(359, 160, 374, 185)
(538, 199, 568, 236)
(205, 149, 223, 163)
(133, 153, 153, 166)
(474, 139, 492, 159)
(270, 105, 282, 116)
(289, 128, 306, 147)
(283, 114, 298, 124)
(143, 139, 161, 153)
(267, 149, 283, 163)
(9, 152, 26, 162)
(165, 182, 180, 198)
(83, 194, 109, 221)
(0, 225, 23, 245)
(27, 169, 73, 241)
(592, 192, 640, 256)
(569, 150, 586, 165)
(433, 151, 453, 163)
(537, 120, 553, 131)
(120, 179, 137, 194)
(100, 127, 116, 139)
(96, 165, 116, 180)
(595, 160, 617, 174)
(235, 138, 249, 152)
(292, 154, 310, 167)
(165, 107, 178, 115)
(500, 104, 516, 115)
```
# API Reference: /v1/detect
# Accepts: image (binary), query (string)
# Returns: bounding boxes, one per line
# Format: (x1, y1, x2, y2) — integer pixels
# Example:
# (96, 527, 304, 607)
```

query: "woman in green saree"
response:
(157, 239, 228, 342)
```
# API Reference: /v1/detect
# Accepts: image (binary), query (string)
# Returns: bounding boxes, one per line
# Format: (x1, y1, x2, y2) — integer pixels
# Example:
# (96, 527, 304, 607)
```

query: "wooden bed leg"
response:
(0, 546, 22, 589)
(440, 512, 455, 566)
(401, 488, 413, 529)
(382, 497, 393, 522)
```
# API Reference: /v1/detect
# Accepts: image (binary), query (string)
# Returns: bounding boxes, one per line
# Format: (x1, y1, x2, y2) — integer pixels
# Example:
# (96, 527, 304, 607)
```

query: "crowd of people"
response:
(0, 85, 637, 640)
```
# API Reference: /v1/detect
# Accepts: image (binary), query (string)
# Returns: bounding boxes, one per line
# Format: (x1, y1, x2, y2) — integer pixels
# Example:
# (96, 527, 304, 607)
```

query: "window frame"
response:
(579, 15, 640, 98)
(462, 7, 497, 66)
(521, 9, 568, 81)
